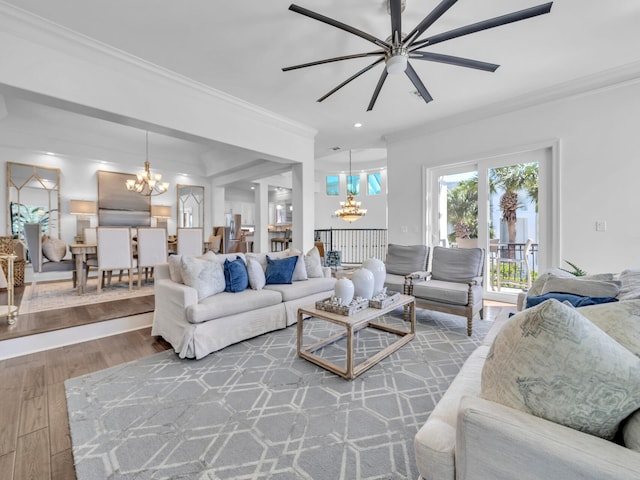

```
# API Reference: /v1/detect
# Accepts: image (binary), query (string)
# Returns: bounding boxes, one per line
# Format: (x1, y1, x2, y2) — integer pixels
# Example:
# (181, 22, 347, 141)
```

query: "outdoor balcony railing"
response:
(314, 228, 388, 265)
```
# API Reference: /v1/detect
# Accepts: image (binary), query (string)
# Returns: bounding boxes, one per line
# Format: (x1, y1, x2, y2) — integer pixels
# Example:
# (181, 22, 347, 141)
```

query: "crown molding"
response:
(384, 60, 640, 144)
(0, 1, 317, 140)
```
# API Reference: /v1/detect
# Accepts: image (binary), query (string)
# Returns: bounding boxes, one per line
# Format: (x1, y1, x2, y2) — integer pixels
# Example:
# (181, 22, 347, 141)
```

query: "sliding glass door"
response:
(427, 143, 557, 302)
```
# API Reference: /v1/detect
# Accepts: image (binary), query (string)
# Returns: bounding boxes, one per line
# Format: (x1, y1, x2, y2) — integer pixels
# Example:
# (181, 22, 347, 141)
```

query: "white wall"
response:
(387, 79, 640, 274)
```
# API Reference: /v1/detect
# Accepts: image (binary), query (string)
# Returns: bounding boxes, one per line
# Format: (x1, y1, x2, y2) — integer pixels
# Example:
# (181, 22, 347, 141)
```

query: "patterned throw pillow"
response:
(578, 299, 640, 357)
(624, 410, 640, 451)
(180, 255, 225, 300)
(265, 255, 298, 285)
(41, 235, 67, 262)
(481, 299, 640, 440)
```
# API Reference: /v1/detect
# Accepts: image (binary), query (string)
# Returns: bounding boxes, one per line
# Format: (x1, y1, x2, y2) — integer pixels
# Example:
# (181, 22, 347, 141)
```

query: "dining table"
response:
(69, 243, 97, 295)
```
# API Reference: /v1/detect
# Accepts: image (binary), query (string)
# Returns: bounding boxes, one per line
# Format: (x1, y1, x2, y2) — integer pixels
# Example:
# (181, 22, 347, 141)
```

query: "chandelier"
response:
(125, 131, 169, 196)
(335, 150, 367, 223)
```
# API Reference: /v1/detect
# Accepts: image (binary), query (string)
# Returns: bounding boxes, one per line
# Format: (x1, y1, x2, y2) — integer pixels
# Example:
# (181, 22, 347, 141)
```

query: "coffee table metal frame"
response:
(297, 294, 416, 379)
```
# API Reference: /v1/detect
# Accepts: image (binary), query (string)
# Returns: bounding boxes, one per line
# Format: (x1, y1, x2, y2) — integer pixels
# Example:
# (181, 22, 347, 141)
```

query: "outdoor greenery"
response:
(10, 202, 49, 238)
(447, 162, 539, 243)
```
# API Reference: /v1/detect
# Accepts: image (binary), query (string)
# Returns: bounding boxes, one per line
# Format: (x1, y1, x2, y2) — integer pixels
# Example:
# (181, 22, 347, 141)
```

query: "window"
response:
(347, 175, 360, 195)
(367, 173, 381, 195)
(326, 175, 339, 196)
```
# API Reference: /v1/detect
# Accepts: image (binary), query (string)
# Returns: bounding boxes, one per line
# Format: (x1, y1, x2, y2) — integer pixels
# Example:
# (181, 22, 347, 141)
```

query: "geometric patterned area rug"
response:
(65, 308, 499, 480)
(20, 278, 155, 314)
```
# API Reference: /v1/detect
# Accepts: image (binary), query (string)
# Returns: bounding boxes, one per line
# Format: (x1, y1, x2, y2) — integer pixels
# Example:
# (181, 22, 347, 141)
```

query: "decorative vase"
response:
(334, 278, 354, 306)
(351, 268, 374, 299)
(362, 257, 386, 295)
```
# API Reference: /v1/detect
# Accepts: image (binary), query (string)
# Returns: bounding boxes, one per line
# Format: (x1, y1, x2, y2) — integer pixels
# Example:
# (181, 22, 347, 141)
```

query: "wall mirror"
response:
(7, 162, 61, 239)
(177, 184, 204, 229)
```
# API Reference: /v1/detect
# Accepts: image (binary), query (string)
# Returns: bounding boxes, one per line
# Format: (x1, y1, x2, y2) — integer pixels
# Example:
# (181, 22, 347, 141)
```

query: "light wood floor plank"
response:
(0, 386, 21, 456)
(51, 448, 75, 480)
(0, 451, 16, 478)
(14, 428, 50, 480)
(47, 383, 70, 456)
(18, 395, 48, 436)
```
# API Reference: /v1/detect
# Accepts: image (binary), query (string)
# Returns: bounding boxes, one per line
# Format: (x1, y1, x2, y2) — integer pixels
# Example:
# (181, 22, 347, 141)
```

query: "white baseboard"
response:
(0, 313, 153, 360)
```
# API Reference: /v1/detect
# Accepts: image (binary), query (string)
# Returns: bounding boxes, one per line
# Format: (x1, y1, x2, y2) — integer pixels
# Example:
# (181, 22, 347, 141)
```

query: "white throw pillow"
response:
(540, 273, 620, 298)
(180, 255, 225, 301)
(578, 300, 640, 357)
(41, 235, 67, 262)
(246, 256, 266, 290)
(168, 255, 184, 283)
(618, 269, 640, 301)
(288, 248, 308, 281)
(481, 299, 640, 440)
(304, 247, 324, 278)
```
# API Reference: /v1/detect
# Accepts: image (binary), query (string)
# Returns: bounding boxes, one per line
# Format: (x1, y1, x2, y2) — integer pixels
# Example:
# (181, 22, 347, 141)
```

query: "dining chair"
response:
(93, 227, 136, 292)
(177, 228, 203, 256)
(24, 222, 77, 286)
(136, 227, 167, 288)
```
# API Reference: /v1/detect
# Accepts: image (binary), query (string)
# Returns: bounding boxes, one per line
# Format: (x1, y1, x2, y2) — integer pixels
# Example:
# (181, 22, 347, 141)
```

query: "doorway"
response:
(426, 142, 559, 302)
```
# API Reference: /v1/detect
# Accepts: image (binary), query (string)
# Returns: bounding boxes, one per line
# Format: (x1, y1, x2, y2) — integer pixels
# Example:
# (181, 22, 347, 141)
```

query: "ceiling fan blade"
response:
(389, 0, 402, 45)
(367, 69, 389, 111)
(317, 58, 385, 103)
(410, 51, 499, 72)
(289, 4, 390, 49)
(416, 2, 553, 48)
(282, 51, 385, 71)
(404, 0, 458, 47)
(405, 63, 433, 104)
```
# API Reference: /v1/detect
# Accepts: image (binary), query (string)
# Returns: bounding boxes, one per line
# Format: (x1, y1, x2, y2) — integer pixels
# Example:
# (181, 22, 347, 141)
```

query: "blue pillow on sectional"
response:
(525, 293, 618, 309)
(224, 256, 249, 293)
(265, 255, 298, 285)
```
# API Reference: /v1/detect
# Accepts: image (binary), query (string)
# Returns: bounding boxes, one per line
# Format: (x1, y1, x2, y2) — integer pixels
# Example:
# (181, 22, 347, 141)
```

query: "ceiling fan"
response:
(282, 0, 553, 111)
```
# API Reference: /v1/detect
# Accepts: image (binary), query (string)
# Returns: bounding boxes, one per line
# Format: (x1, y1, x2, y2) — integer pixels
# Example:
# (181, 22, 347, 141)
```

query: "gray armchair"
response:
(24, 222, 77, 285)
(407, 246, 485, 336)
(383, 244, 430, 294)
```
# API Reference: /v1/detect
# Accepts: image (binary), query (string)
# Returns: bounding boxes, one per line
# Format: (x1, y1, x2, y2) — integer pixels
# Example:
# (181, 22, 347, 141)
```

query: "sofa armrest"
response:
(456, 396, 640, 480)
(153, 278, 198, 324)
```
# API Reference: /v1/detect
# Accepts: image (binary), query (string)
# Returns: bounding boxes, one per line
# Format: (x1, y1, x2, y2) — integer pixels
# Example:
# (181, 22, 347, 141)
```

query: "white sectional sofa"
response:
(415, 269, 640, 480)
(151, 250, 335, 359)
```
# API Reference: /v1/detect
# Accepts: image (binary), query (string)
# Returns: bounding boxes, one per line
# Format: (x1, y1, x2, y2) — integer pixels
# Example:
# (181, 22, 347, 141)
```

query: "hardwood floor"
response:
(0, 302, 511, 480)
(0, 286, 155, 342)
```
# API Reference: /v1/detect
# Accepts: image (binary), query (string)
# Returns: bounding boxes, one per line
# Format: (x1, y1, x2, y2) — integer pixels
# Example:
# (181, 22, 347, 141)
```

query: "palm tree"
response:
(490, 163, 538, 243)
(447, 176, 478, 243)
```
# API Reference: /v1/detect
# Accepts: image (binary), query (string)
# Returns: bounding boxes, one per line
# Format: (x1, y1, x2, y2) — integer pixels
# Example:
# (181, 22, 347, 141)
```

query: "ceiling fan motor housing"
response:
(386, 47, 408, 75)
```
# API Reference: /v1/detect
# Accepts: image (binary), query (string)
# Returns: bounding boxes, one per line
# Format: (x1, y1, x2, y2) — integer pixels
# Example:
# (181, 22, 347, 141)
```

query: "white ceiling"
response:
(3, 0, 640, 166)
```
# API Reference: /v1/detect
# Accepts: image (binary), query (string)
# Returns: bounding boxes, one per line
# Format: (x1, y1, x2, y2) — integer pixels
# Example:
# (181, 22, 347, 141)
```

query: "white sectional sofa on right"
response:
(415, 268, 640, 480)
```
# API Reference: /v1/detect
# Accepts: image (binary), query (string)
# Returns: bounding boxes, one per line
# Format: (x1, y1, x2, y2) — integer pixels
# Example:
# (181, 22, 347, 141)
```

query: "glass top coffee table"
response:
(297, 294, 415, 379)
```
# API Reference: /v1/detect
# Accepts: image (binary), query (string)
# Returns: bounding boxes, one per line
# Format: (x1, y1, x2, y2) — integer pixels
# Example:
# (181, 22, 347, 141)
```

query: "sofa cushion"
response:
(578, 299, 640, 357)
(224, 256, 249, 293)
(246, 256, 266, 290)
(264, 277, 336, 302)
(481, 299, 640, 440)
(42, 235, 67, 262)
(384, 244, 429, 276)
(187, 288, 283, 323)
(540, 274, 621, 298)
(431, 246, 483, 283)
(618, 269, 640, 301)
(412, 280, 481, 306)
(180, 255, 226, 301)
(304, 247, 324, 278)
(265, 255, 298, 285)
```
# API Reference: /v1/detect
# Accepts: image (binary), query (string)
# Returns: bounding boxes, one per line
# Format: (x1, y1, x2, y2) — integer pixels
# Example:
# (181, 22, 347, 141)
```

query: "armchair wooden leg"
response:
(467, 316, 473, 336)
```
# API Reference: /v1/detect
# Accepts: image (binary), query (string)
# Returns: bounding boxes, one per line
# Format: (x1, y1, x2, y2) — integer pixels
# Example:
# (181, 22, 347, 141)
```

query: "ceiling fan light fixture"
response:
(386, 52, 408, 75)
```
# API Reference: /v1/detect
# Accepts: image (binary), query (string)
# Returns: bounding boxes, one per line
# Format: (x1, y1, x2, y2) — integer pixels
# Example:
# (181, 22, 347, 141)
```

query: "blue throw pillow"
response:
(526, 293, 618, 309)
(265, 255, 298, 285)
(224, 256, 248, 293)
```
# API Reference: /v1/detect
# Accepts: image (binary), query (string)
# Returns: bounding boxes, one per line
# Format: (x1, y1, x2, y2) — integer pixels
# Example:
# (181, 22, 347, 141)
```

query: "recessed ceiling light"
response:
(250, 186, 255, 190)
(353, 123, 363, 128)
